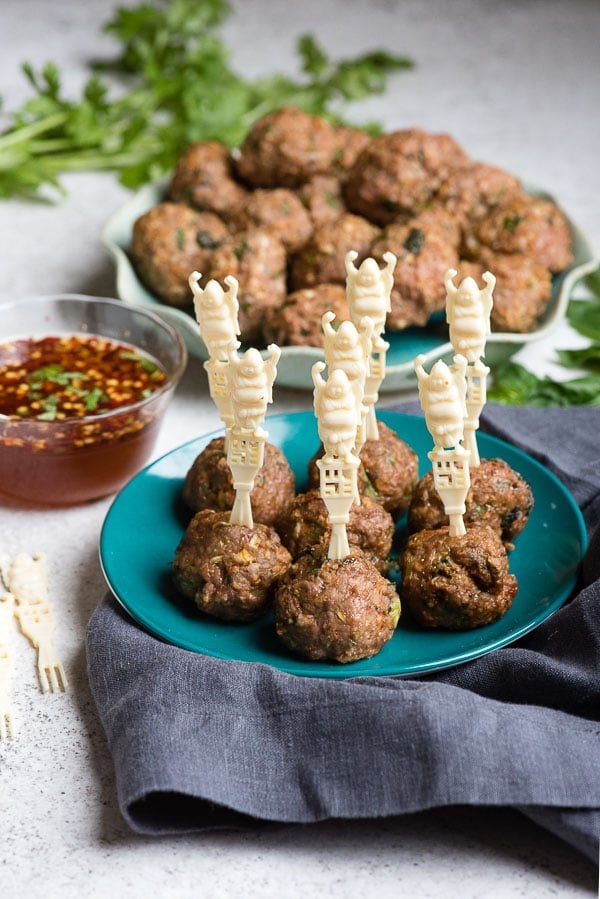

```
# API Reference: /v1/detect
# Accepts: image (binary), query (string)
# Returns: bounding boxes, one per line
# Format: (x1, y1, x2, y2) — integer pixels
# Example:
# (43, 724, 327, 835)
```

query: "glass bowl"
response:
(0, 294, 187, 504)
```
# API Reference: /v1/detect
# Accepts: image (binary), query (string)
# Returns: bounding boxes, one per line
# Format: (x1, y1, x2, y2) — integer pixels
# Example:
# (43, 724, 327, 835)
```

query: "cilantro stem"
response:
(0, 0, 414, 200)
(0, 112, 69, 150)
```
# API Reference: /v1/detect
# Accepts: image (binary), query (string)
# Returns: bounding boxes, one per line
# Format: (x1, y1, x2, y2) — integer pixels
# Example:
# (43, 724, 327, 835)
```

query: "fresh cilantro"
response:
(566, 297, 600, 342)
(37, 395, 60, 420)
(489, 268, 600, 406)
(83, 388, 107, 411)
(488, 362, 600, 406)
(27, 364, 81, 390)
(118, 350, 158, 373)
(0, 0, 414, 201)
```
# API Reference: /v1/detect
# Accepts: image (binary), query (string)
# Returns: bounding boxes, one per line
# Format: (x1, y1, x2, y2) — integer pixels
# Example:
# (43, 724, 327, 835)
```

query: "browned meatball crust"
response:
(308, 421, 419, 519)
(408, 457, 534, 546)
(207, 227, 287, 341)
(297, 174, 347, 227)
(274, 552, 401, 662)
(357, 421, 420, 518)
(330, 125, 372, 173)
(276, 489, 394, 571)
(400, 525, 518, 629)
(437, 162, 522, 229)
(130, 203, 229, 306)
(289, 213, 379, 290)
(262, 283, 349, 347)
(182, 436, 295, 527)
(457, 254, 552, 333)
(172, 509, 291, 622)
(166, 141, 247, 221)
(343, 128, 470, 225)
(372, 208, 461, 329)
(229, 188, 313, 252)
(235, 106, 340, 188)
(469, 192, 573, 272)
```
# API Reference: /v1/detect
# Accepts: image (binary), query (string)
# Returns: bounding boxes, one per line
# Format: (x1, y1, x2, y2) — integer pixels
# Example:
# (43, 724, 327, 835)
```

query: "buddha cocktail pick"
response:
(225, 339, 281, 528)
(0, 552, 68, 695)
(445, 268, 495, 467)
(345, 250, 396, 440)
(0, 591, 15, 740)
(312, 362, 361, 559)
(321, 310, 370, 456)
(189, 271, 241, 436)
(414, 353, 471, 537)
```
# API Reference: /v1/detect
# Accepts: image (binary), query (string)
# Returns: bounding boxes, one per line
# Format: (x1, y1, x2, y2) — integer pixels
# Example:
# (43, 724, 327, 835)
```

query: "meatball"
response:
(408, 457, 534, 547)
(343, 128, 470, 225)
(289, 213, 379, 290)
(436, 162, 522, 229)
(182, 436, 295, 528)
(166, 141, 247, 221)
(357, 421, 420, 518)
(400, 525, 518, 629)
(228, 187, 313, 253)
(235, 106, 340, 188)
(262, 283, 349, 348)
(308, 421, 419, 519)
(207, 227, 287, 341)
(276, 489, 394, 572)
(172, 509, 291, 622)
(371, 207, 461, 329)
(470, 191, 573, 272)
(274, 551, 401, 663)
(457, 253, 552, 333)
(130, 203, 229, 306)
(297, 174, 347, 227)
(330, 125, 372, 173)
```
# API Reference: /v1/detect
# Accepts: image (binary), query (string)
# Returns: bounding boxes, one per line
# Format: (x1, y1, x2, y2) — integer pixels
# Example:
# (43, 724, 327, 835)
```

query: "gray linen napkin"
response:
(86, 404, 600, 862)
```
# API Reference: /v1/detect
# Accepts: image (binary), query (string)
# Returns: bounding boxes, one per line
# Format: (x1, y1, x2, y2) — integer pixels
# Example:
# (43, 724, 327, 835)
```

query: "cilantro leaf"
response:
(488, 362, 600, 407)
(566, 297, 600, 342)
(0, 0, 414, 200)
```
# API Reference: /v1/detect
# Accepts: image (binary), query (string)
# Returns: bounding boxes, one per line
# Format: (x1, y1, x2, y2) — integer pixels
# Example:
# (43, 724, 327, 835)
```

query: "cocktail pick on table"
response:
(414, 353, 471, 537)
(312, 362, 361, 559)
(189, 272, 241, 436)
(345, 250, 396, 440)
(0, 552, 68, 694)
(0, 591, 15, 740)
(444, 268, 495, 467)
(225, 340, 281, 528)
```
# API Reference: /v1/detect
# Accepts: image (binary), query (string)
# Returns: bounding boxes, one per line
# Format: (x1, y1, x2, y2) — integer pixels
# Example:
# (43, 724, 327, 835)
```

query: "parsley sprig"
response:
(488, 268, 600, 406)
(0, 0, 413, 200)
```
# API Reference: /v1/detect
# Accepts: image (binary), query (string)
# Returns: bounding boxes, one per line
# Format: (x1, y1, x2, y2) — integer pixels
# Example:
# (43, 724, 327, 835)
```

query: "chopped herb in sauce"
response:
(0, 334, 167, 420)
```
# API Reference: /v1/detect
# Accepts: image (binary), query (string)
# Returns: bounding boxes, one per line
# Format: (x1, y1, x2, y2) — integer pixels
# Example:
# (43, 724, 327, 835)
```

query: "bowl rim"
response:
(0, 292, 188, 425)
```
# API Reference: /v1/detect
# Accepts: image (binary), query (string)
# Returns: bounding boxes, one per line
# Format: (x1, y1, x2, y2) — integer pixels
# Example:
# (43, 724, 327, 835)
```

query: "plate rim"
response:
(99, 409, 588, 679)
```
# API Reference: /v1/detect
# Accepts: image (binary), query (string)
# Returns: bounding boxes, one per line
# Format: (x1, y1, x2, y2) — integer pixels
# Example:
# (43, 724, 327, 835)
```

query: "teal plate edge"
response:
(99, 410, 588, 679)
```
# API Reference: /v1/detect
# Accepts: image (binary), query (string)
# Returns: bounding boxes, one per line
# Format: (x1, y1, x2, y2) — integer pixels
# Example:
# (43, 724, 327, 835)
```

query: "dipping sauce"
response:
(0, 334, 172, 504)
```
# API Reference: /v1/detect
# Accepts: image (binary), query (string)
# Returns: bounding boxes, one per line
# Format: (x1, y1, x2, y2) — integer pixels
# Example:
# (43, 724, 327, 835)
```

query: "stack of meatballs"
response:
(131, 106, 573, 345)
(172, 413, 535, 661)
(173, 419, 418, 663)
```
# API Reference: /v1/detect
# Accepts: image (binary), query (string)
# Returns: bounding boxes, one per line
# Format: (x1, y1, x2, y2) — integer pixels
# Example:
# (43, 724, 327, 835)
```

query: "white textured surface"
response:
(0, 0, 599, 895)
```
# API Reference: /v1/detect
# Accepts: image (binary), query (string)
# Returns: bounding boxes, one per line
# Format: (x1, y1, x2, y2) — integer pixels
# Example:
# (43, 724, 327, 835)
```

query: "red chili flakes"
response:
(0, 335, 167, 420)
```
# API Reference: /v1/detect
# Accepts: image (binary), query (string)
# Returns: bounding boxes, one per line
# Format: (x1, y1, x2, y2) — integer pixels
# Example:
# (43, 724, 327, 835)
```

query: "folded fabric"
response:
(86, 404, 600, 862)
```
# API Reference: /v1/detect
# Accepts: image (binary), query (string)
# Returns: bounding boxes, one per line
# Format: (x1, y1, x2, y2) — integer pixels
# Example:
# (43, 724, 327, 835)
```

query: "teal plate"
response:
(99, 411, 587, 678)
(102, 181, 598, 391)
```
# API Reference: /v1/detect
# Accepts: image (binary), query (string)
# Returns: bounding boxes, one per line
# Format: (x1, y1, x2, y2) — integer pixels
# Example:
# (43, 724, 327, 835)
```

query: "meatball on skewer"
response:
(401, 525, 518, 630)
(275, 550, 400, 663)
(277, 488, 395, 573)
(183, 436, 296, 528)
(173, 510, 291, 622)
(408, 457, 534, 548)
